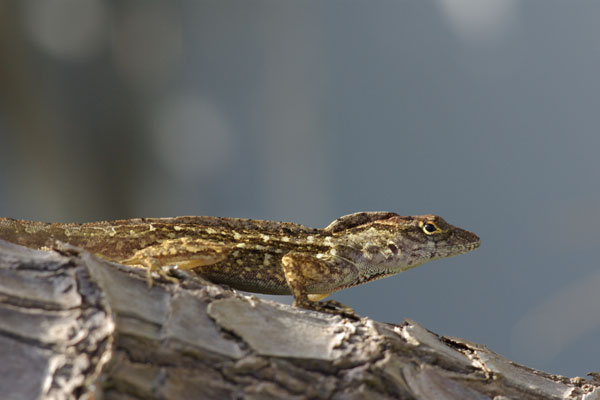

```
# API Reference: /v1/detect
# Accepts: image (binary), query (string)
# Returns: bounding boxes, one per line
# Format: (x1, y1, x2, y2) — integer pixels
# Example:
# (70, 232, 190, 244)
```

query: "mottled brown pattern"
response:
(0, 212, 480, 312)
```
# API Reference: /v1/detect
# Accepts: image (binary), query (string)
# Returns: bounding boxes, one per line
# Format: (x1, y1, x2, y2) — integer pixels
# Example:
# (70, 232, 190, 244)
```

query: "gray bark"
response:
(0, 240, 597, 400)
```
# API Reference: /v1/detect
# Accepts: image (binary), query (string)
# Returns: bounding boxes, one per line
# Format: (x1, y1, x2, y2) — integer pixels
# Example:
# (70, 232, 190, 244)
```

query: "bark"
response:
(0, 240, 597, 400)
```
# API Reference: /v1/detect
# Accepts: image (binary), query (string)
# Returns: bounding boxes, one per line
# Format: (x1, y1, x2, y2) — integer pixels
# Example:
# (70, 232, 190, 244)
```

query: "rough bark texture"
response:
(0, 239, 598, 400)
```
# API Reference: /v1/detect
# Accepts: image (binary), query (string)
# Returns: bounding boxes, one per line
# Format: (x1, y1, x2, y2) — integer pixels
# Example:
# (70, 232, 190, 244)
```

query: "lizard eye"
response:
(420, 221, 441, 235)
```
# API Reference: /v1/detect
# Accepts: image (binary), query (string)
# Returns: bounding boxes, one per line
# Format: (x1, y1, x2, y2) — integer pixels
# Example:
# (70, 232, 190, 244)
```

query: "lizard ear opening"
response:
(324, 212, 398, 233)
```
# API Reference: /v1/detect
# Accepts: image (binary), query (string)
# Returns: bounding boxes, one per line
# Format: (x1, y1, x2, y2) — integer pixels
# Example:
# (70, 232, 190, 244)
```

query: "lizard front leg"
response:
(120, 237, 231, 287)
(281, 251, 359, 316)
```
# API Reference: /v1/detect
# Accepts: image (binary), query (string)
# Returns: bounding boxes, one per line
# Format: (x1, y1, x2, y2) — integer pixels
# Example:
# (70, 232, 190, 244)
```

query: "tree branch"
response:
(0, 240, 597, 400)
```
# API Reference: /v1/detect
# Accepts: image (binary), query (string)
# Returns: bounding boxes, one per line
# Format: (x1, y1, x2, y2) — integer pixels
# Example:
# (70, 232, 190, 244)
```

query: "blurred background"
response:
(1, 0, 599, 378)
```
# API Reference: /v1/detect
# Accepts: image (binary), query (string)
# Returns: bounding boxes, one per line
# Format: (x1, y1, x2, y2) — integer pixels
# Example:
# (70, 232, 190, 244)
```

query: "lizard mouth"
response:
(465, 239, 481, 251)
(432, 235, 480, 259)
(450, 241, 479, 256)
(451, 229, 481, 252)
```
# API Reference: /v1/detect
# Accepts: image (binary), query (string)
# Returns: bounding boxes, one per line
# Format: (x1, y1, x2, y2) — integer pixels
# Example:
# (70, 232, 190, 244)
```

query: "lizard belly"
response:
(197, 270, 292, 295)
(194, 259, 292, 296)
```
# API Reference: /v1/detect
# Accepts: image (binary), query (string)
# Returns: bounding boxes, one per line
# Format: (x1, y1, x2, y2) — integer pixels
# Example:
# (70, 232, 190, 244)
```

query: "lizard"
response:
(0, 212, 480, 314)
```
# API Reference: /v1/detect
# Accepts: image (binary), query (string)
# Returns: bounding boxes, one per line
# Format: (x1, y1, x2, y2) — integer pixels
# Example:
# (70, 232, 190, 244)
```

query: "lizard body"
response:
(0, 212, 480, 312)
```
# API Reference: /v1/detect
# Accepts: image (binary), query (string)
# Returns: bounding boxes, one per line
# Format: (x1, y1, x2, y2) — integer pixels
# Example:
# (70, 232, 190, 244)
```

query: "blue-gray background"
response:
(1, 1, 598, 378)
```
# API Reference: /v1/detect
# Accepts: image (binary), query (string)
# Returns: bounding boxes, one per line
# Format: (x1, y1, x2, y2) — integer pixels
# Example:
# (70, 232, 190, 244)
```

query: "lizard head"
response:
(380, 214, 480, 269)
(327, 212, 480, 273)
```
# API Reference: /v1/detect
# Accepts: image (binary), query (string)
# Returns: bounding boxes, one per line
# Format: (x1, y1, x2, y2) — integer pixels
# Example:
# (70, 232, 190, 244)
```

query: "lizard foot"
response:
(148, 265, 180, 287)
(294, 299, 359, 319)
(319, 300, 359, 318)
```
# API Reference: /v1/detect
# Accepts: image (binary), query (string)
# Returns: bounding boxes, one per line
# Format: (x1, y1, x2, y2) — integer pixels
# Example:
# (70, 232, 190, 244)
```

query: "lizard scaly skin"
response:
(0, 212, 480, 313)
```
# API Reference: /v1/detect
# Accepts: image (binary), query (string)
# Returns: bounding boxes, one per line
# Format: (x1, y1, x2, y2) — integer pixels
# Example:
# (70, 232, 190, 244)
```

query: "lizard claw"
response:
(294, 299, 359, 319)
(319, 300, 359, 318)
(145, 264, 180, 288)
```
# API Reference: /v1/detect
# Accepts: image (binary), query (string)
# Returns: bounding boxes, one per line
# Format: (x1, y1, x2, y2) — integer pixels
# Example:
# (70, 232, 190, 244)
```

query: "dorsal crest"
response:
(323, 211, 399, 233)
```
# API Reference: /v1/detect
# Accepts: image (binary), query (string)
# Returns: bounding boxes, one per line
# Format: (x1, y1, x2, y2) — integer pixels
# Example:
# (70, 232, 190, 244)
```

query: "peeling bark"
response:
(0, 240, 597, 400)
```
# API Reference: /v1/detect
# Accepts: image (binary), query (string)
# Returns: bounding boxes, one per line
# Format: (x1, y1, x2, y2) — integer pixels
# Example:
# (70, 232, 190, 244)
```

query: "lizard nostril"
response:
(388, 243, 399, 255)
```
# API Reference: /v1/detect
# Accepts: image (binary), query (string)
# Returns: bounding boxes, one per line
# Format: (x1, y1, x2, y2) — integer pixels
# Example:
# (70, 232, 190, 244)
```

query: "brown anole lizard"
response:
(0, 212, 480, 313)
